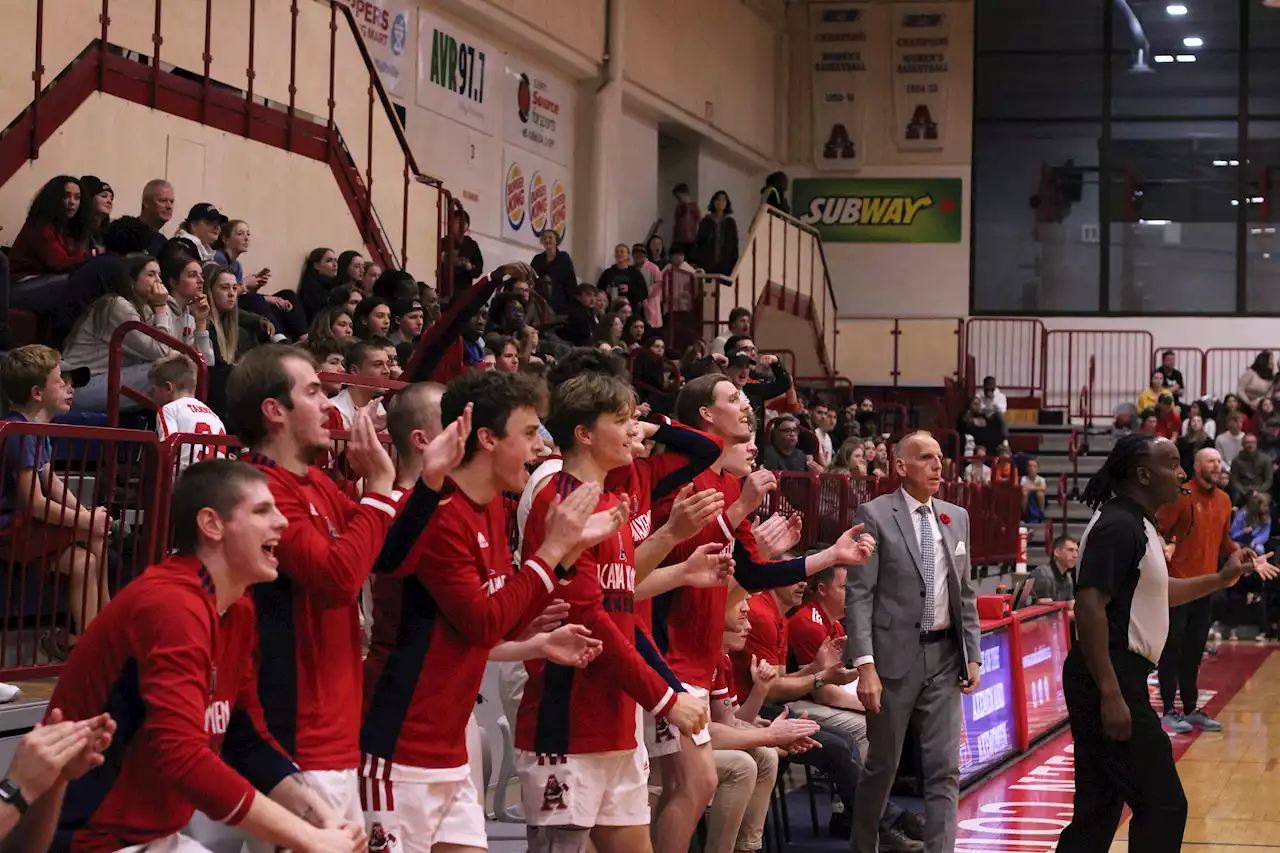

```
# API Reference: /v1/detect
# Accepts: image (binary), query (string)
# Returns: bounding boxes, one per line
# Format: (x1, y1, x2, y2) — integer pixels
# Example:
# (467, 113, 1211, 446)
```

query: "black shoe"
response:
(828, 810, 852, 838)
(879, 825, 924, 852)
(896, 810, 926, 841)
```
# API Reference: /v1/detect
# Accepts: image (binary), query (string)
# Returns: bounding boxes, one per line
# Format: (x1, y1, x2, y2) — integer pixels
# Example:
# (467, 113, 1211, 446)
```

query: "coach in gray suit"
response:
(845, 431, 982, 853)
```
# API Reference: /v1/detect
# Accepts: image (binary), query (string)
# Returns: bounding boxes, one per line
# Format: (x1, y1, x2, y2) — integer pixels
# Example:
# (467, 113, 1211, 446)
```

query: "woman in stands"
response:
(624, 316, 649, 351)
(595, 311, 625, 351)
(203, 263, 273, 366)
(157, 242, 216, 369)
(298, 246, 340, 320)
(693, 190, 740, 277)
(352, 295, 392, 339)
(1237, 351, 1275, 412)
(8, 175, 90, 312)
(174, 203, 226, 264)
(335, 251, 365, 290)
(79, 176, 113, 255)
(360, 261, 382, 295)
(215, 218, 308, 340)
(646, 233, 669, 269)
(307, 306, 355, 346)
(328, 284, 365, 315)
(596, 243, 647, 314)
(61, 254, 176, 411)
(214, 219, 271, 292)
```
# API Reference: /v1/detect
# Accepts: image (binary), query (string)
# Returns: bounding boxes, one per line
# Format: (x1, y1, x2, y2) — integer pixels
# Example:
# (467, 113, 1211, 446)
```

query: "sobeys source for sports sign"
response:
(791, 178, 962, 243)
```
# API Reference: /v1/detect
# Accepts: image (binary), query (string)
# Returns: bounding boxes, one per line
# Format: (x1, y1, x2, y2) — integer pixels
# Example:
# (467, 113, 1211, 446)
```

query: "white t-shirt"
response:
(156, 396, 228, 475)
(331, 388, 387, 429)
(517, 457, 564, 552)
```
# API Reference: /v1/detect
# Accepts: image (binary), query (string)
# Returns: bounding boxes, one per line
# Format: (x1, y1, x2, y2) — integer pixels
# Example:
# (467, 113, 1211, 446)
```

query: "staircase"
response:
(1010, 422, 1113, 561)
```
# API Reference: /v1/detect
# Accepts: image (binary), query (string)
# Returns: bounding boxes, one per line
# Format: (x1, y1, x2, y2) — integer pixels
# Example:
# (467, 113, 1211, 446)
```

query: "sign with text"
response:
(792, 177, 962, 242)
(809, 2, 872, 170)
(958, 626, 1017, 783)
(416, 10, 499, 136)
(1018, 610, 1070, 743)
(501, 148, 569, 249)
(335, 0, 415, 100)
(503, 56, 574, 166)
(891, 5, 951, 151)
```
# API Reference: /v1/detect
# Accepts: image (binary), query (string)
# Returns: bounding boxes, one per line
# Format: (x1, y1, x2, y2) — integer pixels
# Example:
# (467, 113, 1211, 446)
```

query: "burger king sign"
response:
(505, 161, 526, 232)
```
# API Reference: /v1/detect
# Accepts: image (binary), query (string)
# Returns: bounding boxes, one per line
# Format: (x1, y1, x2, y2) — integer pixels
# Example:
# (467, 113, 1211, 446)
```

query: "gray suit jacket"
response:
(844, 488, 981, 680)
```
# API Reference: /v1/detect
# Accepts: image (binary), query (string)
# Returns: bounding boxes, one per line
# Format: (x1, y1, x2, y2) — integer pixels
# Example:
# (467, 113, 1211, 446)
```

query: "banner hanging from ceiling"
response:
(809, 2, 872, 170)
(890, 4, 952, 152)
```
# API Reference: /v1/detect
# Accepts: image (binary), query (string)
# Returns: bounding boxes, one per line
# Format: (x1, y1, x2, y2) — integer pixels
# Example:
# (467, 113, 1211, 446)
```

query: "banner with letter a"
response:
(809, 2, 871, 170)
(891, 4, 951, 152)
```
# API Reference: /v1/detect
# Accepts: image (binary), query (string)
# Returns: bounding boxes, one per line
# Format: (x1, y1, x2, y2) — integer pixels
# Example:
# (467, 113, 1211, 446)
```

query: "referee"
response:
(1056, 434, 1277, 852)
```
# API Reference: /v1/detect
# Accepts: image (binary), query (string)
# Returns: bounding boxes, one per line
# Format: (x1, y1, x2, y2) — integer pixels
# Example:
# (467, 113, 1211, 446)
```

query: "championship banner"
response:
(809, 3, 871, 170)
(891, 5, 952, 152)
(793, 177, 962, 243)
(334, 0, 415, 101)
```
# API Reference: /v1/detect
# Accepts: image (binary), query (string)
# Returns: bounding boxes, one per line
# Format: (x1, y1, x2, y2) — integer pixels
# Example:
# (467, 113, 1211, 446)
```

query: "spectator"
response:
(632, 333, 673, 412)
(332, 339, 391, 428)
(958, 394, 1003, 454)
(1183, 400, 1216, 439)
(60, 254, 178, 411)
(855, 398, 881, 440)
(370, 268, 415, 304)
(516, 324, 542, 366)
(1216, 412, 1246, 470)
(711, 308, 752, 356)
(557, 283, 599, 348)
(1178, 413, 1214, 473)
(633, 243, 664, 329)
(156, 242, 216, 365)
(389, 297, 423, 346)
(1021, 457, 1047, 522)
(1156, 350, 1186, 405)
(1137, 370, 1165, 413)
(1025, 535, 1078, 609)
(1153, 393, 1181, 440)
(828, 439, 867, 476)
(608, 297, 634, 325)
(173, 203, 225, 264)
(1139, 411, 1158, 434)
(445, 207, 484, 292)
(595, 311, 625, 350)
(662, 244, 701, 348)
(53, 215, 155, 341)
(1237, 350, 1274, 410)
(979, 375, 1008, 417)
(624, 317, 649, 350)
(964, 446, 992, 484)
(335, 251, 365, 290)
(530, 229, 577, 313)
(486, 292, 528, 339)
(1231, 491, 1272, 553)
(991, 442, 1016, 483)
(761, 414, 815, 473)
(79, 176, 113, 254)
(213, 219, 305, 340)
(1218, 393, 1243, 433)
(0, 345, 107, 658)
(596, 243, 647, 313)
(307, 306, 355, 347)
(812, 402, 835, 467)
(760, 171, 790, 214)
(298, 247, 339, 320)
(306, 337, 348, 396)
(138, 178, 175, 256)
(671, 182, 701, 252)
(328, 285, 365, 315)
(151, 353, 228, 475)
(724, 335, 793, 429)
(502, 275, 543, 329)
(203, 264, 273, 367)
(360, 261, 382, 295)
(693, 190, 740, 277)
(212, 219, 264, 290)
(352, 296, 392, 340)
(369, 335, 401, 380)
(1257, 397, 1280, 462)
(8, 176, 89, 311)
(646, 233, 669, 269)
(462, 307, 487, 365)
(1229, 433, 1272, 503)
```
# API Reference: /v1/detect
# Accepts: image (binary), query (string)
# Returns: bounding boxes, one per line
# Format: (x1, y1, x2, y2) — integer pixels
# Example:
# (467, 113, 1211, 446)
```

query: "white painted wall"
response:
(607, 109, 661, 267)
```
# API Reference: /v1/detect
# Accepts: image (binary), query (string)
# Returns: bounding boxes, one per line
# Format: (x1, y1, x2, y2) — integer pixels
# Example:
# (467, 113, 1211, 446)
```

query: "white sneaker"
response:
(0, 683, 21, 703)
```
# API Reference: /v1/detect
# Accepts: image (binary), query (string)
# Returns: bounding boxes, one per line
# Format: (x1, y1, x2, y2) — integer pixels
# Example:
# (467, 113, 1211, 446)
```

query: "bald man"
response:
(845, 431, 980, 853)
(1155, 447, 1239, 734)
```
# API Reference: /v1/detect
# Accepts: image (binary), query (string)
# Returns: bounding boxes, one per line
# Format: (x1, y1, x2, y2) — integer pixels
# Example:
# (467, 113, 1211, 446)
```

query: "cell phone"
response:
(258, 268, 271, 277)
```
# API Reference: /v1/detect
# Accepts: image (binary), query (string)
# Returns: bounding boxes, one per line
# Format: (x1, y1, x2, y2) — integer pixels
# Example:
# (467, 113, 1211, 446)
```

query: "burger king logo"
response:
(529, 173, 549, 236)
(550, 179, 568, 241)
(505, 162, 526, 231)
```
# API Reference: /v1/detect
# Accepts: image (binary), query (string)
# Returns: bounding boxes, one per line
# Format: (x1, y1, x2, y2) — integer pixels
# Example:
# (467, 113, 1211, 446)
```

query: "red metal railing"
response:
(1152, 347, 1205, 402)
(106, 321, 209, 428)
(964, 318, 1045, 398)
(1044, 329, 1152, 420)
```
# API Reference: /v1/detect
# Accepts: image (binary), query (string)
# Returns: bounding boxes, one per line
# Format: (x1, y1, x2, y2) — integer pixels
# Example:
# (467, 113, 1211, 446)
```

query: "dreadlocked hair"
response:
(1080, 432, 1159, 510)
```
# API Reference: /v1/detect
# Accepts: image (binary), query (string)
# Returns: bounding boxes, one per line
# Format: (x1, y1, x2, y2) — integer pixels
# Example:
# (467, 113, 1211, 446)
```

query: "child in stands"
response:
(0, 345, 108, 661)
(151, 353, 228, 475)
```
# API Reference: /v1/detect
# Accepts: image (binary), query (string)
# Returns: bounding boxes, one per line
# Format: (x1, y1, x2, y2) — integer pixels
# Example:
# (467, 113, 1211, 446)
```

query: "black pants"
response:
(1057, 647, 1187, 853)
(1158, 595, 1213, 714)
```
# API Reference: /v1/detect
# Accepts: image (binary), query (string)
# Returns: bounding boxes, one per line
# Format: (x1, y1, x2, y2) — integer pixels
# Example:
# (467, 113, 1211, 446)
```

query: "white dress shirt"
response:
(902, 490, 950, 631)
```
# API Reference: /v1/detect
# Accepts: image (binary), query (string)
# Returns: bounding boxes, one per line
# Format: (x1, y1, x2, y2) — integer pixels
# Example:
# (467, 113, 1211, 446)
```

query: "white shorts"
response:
(117, 834, 215, 853)
(644, 684, 712, 758)
(360, 760, 487, 852)
(243, 768, 362, 853)
(518, 749, 650, 828)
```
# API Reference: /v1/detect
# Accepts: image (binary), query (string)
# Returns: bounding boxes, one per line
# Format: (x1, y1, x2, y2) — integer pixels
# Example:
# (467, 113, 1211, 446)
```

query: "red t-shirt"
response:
(730, 592, 787, 704)
(712, 653, 738, 709)
(786, 601, 845, 669)
(1154, 410, 1182, 440)
(517, 472, 677, 756)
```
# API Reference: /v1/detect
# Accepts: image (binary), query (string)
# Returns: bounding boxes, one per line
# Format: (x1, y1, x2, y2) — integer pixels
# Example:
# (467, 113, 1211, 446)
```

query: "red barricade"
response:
(1044, 329, 1153, 420)
(0, 422, 164, 679)
(1204, 347, 1269, 403)
(964, 318, 1045, 398)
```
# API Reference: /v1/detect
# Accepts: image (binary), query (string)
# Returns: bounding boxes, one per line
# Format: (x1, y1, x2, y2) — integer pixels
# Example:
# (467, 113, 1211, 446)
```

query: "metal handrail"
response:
(106, 321, 208, 428)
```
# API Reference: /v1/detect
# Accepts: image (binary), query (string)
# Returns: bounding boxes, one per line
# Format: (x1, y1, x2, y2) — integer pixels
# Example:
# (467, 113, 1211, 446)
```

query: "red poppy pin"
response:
(938, 513, 951, 525)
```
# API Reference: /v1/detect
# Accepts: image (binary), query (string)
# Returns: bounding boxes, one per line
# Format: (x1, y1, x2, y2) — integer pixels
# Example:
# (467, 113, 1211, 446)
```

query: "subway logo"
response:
(799, 194, 938, 226)
(790, 178, 962, 242)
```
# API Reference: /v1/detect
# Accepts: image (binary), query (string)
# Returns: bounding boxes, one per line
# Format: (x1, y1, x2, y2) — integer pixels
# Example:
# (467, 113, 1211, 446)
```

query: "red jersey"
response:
(651, 469, 807, 689)
(730, 592, 788, 702)
(517, 473, 678, 756)
(712, 653, 738, 709)
(787, 601, 844, 669)
(50, 557, 295, 853)
(243, 454, 398, 771)
(362, 481, 556, 772)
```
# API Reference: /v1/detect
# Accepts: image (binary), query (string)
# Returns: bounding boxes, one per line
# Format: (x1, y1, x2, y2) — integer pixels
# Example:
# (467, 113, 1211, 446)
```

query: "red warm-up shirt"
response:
(9, 219, 88, 278)
(651, 469, 807, 689)
(712, 654, 738, 709)
(50, 557, 295, 853)
(730, 591, 788, 702)
(362, 481, 556, 772)
(243, 453, 398, 771)
(787, 601, 844, 669)
(517, 473, 678, 756)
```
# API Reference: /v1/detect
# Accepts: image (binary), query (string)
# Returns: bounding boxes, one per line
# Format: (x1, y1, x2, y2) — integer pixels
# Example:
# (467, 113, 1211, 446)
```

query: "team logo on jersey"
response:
(541, 775, 570, 810)
(630, 508, 652, 543)
(204, 699, 231, 735)
(654, 718, 677, 743)
(369, 822, 398, 852)
(477, 532, 490, 549)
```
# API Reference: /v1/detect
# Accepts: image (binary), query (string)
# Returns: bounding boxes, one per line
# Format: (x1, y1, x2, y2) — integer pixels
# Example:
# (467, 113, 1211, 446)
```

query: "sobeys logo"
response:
(506, 162, 526, 230)
(529, 173, 549, 235)
(791, 178, 962, 243)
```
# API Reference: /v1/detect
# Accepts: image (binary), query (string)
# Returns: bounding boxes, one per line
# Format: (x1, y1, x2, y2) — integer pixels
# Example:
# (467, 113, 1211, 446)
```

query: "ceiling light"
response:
(1155, 54, 1175, 62)
(1183, 36, 1203, 47)
(1231, 159, 1241, 166)
(1167, 4, 1188, 14)
(1176, 54, 1197, 62)
(1139, 219, 1171, 225)
(1214, 159, 1229, 166)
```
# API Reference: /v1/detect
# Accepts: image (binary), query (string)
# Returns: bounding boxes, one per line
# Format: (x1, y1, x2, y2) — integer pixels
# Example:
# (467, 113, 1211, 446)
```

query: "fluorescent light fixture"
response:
(1139, 219, 1171, 225)
(1155, 54, 1176, 63)
(1252, 196, 1266, 204)
(1183, 36, 1203, 47)
(1167, 4, 1188, 14)
(1176, 54, 1197, 62)
(1231, 159, 1241, 166)
(1214, 159, 1229, 166)
(1231, 200, 1240, 206)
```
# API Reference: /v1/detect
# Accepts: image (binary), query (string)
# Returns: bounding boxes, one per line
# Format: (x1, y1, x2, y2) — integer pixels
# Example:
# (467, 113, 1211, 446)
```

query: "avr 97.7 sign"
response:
(417, 11, 498, 135)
